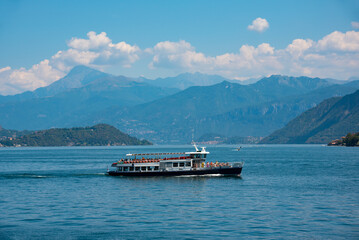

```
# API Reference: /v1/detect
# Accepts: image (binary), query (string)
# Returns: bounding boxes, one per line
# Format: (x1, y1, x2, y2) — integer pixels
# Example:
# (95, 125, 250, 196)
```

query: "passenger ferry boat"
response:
(107, 144, 243, 177)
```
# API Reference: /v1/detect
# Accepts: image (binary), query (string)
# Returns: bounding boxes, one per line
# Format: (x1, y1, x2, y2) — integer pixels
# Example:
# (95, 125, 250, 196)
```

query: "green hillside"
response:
(0, 124, 152, 147)
(328, 132, 359, 146)
(0, 126, 32, 140)
(260, 90, 359, 144)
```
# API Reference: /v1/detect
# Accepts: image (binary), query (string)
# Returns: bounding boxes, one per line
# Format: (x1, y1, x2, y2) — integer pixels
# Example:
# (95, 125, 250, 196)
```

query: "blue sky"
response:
(0, 0, 359, 95)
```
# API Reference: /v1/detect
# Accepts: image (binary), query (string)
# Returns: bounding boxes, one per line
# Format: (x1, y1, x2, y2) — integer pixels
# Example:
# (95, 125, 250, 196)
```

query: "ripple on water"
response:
(0, 145, 358, 239)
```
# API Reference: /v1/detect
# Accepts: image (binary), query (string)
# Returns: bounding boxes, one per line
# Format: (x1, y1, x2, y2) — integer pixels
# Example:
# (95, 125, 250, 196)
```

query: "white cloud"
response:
(0, 66, 11, 73)
(286, 39, 314, 57)
(317, 31, 359, 52)
(149, 40, 210, 70)
(352, 21, 359, 29)
(0, 31, 141, 95)
(257, 43, 274, 55)
(149, 30, 359, 80)
(51, 49, 100, 71)
(248, 18, 269, 33)
(278, 31, 359, 78)
(149, 40, 281, 78)
(1, 30, 359, 95)
(152, 40, 194, 53)
(0, 60, 64, 95)
(68, 31, 111, 50)
(56, 31, 140, 70)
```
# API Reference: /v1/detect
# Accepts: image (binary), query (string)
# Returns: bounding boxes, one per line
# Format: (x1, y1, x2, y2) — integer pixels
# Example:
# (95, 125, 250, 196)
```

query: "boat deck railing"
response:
(126, 152, 186, 157)
(113, 156, 193, 165)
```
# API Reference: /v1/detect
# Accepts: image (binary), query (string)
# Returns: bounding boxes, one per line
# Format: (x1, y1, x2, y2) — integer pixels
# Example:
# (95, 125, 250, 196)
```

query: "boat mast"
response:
(191, 140, 199, 152)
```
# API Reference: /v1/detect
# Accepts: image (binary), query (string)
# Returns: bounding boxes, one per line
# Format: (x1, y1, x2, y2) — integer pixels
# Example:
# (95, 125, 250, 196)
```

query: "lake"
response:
(0, 145, 358, 239)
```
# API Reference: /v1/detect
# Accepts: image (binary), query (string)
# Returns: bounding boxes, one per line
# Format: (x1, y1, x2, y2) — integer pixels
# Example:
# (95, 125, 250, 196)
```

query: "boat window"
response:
(129, 167, 134, 171)
(173, 162, 178, 167)
(124, 167, 128, 171)
(135, 167, 140, 171)
(203, 154, 207, 158)
(119, 167, 123, 171)
(186, 162, 191, 167)
(141, 166, 146, 171)
(147, 166, 152, 171)
(154, 166, 159, 171)
(179, 162, 185, 167)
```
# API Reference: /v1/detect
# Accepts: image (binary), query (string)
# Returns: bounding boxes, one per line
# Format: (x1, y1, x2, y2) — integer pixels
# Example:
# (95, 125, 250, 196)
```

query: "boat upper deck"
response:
(117, 155, 192, 164)
(126, 152, 186, 157)
(112, 144, 211, 166)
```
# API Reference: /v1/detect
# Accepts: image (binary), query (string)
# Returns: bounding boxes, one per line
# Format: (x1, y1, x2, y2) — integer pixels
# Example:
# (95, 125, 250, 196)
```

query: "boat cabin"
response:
(111, 145, 209, 173)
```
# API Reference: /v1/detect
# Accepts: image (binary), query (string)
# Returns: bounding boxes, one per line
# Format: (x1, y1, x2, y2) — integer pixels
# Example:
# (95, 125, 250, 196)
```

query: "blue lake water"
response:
(0, 145, 358, 239)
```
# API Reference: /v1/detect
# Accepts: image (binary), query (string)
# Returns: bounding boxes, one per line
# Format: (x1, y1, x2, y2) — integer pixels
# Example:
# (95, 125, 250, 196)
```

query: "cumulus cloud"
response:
(149, 31, 359, 80)
(286, 39, 314, 57)
(1, 30, 359, 95)
(0, 66, 11, 73)
(68, 31, 111, 50)
(352, 21, 359, 29)
(317, 31, 359, 52)
(55, 31, 140, 71)
(283, 31, 359, 78)
(149, 40, 210, 70)
(0, 31, 141, 95)
(248, 18, 269, 32)
(0, 60, 64, 95)
(148, 40, 281, 78)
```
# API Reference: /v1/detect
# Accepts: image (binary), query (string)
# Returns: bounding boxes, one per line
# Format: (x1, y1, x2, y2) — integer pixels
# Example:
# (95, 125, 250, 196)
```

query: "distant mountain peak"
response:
(218, 80, 232, 86)
(22, 65, 112, 98)
(142, 72, 231, 90)
(67, 65, 106, 76)
(61, 66, 111, 86)
(254, 75, 331, 90)
(69, 65, 93, 72)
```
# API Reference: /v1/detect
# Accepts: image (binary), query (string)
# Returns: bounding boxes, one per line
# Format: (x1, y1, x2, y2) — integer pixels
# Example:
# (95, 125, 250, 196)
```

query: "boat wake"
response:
(0, 172, 107, 179)
(176, 174, 223, 178)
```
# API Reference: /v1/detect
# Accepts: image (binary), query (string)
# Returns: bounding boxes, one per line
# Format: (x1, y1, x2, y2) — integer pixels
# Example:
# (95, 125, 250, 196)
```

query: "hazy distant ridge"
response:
(0, 66, 358, 144)
(261, 90, 359, 144)
(97, 76, 358, 143)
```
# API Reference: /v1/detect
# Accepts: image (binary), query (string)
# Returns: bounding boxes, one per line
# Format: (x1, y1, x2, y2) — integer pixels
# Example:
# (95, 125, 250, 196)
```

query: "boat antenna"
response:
(191, 140, 199, 152)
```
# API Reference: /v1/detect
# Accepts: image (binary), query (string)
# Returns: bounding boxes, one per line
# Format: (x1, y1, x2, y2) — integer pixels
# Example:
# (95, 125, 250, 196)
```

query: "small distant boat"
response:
(236, 147, 242, 151)
(107, 144, 243, 177)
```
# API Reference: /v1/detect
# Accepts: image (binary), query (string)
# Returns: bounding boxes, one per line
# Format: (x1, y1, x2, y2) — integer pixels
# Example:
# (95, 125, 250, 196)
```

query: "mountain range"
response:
(94, 76, 358, 143)
(0, 66, 179, 130)
(0, 65, 358, 144)
(139, 72, 230, 90)
(260, 90, 359, 144)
